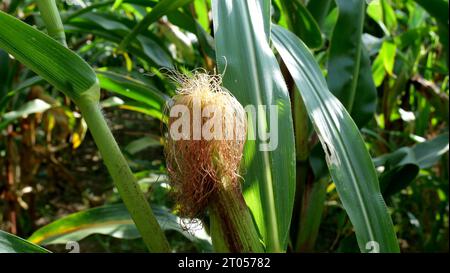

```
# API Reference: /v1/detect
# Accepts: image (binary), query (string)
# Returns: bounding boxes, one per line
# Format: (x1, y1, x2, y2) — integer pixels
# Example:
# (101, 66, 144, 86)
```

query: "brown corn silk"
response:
(165, 72, 247, 218)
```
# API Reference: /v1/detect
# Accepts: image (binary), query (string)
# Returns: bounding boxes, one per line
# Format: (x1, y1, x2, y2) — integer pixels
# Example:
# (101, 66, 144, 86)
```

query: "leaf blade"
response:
(272, 24, 399, 252)
(279, 0, 323, 48)
(327, 0, 365, 112)
(28, 203, 210, 247)
(0, 230, 50, 253)
(212, 0, 296, 252)
(0, 11, 98, 101)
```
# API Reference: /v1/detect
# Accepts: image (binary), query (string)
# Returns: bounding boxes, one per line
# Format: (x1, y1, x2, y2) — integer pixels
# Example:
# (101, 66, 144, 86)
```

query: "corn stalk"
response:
(0, 10, 170, 252)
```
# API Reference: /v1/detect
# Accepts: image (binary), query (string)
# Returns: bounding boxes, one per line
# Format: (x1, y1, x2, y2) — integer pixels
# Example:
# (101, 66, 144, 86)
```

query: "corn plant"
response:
(0, 0, 448, 253)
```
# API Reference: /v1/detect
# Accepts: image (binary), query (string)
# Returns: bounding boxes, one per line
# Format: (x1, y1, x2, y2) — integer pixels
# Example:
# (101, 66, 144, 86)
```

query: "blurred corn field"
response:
(0, 0, 448, 253)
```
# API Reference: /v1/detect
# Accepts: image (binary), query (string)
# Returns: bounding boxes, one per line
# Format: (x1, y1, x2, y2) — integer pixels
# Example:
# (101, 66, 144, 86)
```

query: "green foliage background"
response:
(0, 0, 448, 252)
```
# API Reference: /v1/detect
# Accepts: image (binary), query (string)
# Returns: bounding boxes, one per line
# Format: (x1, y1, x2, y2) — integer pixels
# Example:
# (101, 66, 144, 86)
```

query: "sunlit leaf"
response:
(28, 203, 211, 249)
(213, 0, 296, 252)
(0, 230, 50, 253)
(0, 11, 98, 102)
(272, 24, 399, 252)
(0, 99, 51, 130)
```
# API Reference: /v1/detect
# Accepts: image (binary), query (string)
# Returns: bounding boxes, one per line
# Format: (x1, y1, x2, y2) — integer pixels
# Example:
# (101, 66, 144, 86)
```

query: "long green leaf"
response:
(374, 147, 420, 197)
(380, 0, 398, 33)
(413, 133, 449, 169)
(63, 0, 157, 22)
(120, 100, 167, 120)
(327, 0, 365, 112)
(0, 230, 50, 253)
(96, 70, 169, 111)
(279, 0, 323, 48)
(118, 0, 194, 51)
(352, 46, 378, 127)
(372, 40, 396, 87)
(96, 69, 169, 121)
(28, 203, 210, 247)
(328, 0, 377, 127)
(67, 12, 173, 68)
(167, 9, 216, 60)
(307, 0, 333, 29)
(373, 133, 449, 197)
(272, 24, 399, 253)
(259, 0, 271, 39)
(414, 0, 449, 26)
(0, 11, 170, 252)
(0, 11, 98, 102)
(212, 0, 296, 252)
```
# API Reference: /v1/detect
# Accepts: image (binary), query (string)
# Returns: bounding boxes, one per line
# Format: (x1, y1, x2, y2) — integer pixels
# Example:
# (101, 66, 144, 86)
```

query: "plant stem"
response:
(295, 177, 327, 251)
(292, 87, 308, 230)
(209, 176, 263, 253)
(34, 2, 169, 251)
(36, 0, 67, 46)
(293, 87, 309, 162)
(77, 96, 170, 252)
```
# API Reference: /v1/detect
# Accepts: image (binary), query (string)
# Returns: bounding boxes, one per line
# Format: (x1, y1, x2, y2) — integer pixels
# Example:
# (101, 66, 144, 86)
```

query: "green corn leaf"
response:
(112, 0, 125, 10)
(328, 0, 378, 127)
(373, 133, 449, 197)
(212, 0, 296, 252)
(125, 136, 161, 155)
(272, 24, 400, 253)
(0, 11, 99, 102)
(63, 0, 157, 22)
(307, 0, 333, 29)
(194, 0, 210, 33)
(413, 133, 449, 169)
(414, 0, 449, 26)
(279, 0, 323, 49)
(0, 230, 50, 253)
(96, 70, 169, 121)
(414, 0, 449, 66)
(380, 0, 398, 33)
(120, 101, 166, 121)
(371, 50, 386, 87)
(372, 40, 396, 87)
(258, 0, 271, 40)
(0, 9, 170, 253)
(381, 41, 396, 76)
(366, 0, 398, 35)
(96, 70, 169, 110)
(0, 76, 45, 114)
(100, 96, 126, 108)
(66, 12, 173, 68)
(352, 46, 378, 127)
(167, 10, 216, 60)
(28, 203, 211, 248)
(374, 147, 420, 197)
(327, 0, 365, 112)
(118, 0, 194, 51)
(0, 99, 51, 130)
